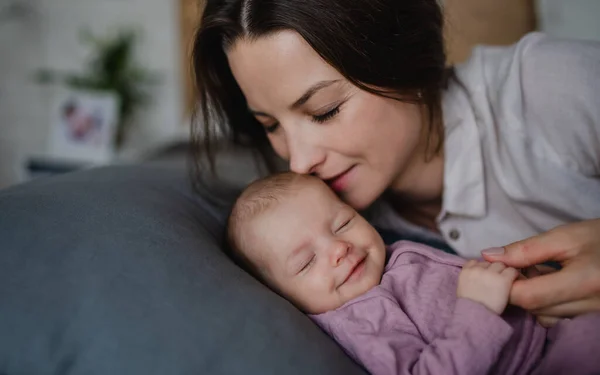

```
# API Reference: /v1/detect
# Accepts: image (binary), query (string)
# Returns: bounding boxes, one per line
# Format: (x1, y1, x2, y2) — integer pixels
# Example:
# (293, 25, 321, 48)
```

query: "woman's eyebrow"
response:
(290, 79, 340, 110)
(248, 79, 340, 118)
(249, 109, 271, 117)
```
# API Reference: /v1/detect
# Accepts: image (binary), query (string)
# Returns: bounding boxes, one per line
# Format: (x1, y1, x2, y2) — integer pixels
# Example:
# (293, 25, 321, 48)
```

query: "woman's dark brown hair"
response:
(191, 0, 447, 182)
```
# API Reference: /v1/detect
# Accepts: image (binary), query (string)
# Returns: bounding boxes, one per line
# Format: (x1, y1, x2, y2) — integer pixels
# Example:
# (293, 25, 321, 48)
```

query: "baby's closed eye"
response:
(299, 255, 316, 273)
(334, 214, 355, 234)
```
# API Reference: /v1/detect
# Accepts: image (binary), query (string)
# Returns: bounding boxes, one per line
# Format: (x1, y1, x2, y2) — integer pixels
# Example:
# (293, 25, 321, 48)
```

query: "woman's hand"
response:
(481, 219, 600, 322)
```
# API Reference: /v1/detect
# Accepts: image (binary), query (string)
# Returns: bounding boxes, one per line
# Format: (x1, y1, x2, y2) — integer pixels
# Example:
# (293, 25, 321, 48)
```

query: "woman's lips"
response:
(326, 166, 355, 192)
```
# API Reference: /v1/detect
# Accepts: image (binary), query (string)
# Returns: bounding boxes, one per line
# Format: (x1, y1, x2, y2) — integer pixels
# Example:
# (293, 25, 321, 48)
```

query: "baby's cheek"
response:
(284, 287, 314, 313)
(305, 279, 343, 313)
(299, 291, 341, 314)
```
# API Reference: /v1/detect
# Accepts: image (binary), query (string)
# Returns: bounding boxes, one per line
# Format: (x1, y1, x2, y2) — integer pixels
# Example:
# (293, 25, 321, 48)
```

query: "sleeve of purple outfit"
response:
(329, 297, 514, 375)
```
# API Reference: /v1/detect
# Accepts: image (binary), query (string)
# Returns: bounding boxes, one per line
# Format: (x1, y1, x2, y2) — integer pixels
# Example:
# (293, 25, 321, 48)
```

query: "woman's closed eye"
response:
(312, 104, 341, 124)
(265, 122, 280, 133)
(262, 100, 346, 133)
(266, 106, 339, 132)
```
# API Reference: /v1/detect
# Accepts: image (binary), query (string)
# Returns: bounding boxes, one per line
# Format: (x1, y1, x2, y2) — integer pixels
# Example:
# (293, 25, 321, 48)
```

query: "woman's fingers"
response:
(533, 297, 600, 318)
(481, 220, 600, 267)
(536, 315, 561, 328)
(509, 265, 592, 310)
(481, 229, 576, 268)
(481, 220, 600, 316)
(522, 265, 557, 278)
(517, 265, 555, 281)
(535, 265, 559, 275)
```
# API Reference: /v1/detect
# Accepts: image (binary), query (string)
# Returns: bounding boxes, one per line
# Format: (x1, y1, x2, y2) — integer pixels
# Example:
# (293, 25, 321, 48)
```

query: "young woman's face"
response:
(227, 31, 428, 210)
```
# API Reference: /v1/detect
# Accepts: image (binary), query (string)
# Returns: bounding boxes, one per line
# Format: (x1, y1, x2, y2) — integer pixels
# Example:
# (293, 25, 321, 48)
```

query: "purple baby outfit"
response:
(310, 241, 600, 375)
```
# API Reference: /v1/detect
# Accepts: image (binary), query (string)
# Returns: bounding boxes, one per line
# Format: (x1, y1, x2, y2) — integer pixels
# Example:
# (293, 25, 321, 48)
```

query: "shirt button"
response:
(449, 229, 460, 241)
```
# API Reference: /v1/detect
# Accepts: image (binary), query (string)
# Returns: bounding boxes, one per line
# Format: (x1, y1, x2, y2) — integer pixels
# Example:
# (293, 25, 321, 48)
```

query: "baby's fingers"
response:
(501, 267, 520, 281)
(488, 262, 506, 273)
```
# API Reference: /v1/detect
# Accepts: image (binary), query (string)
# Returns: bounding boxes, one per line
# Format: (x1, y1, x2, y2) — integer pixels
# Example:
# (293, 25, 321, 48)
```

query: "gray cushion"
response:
(0, 163, 366, 375)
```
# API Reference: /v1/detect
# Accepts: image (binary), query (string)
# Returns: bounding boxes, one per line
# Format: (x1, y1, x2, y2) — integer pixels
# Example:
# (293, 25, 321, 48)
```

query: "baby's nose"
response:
(330, 240, 351, 266)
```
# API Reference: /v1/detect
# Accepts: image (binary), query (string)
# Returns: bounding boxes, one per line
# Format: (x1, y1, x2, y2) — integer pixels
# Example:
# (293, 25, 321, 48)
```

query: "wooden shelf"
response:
(179, 0, 205, 115)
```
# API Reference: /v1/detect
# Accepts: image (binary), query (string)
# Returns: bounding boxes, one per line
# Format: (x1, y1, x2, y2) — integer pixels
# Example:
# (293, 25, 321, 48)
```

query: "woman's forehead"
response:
(226, 31, 343, 110)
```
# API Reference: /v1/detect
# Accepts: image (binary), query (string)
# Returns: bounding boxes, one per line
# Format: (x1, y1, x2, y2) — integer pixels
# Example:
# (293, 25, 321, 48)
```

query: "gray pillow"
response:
(0, 163, 366, 375)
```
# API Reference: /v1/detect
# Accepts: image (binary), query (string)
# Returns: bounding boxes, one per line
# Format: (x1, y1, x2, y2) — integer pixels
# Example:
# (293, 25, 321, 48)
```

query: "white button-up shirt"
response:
(371, 33, 600, 258)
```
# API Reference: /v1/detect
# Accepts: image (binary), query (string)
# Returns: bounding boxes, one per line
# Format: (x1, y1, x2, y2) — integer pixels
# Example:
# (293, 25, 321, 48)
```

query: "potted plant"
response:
(37, 28, 159, 148)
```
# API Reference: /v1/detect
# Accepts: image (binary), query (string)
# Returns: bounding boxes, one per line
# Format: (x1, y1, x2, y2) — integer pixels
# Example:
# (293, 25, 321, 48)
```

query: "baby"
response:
(227, 172, 600, 375)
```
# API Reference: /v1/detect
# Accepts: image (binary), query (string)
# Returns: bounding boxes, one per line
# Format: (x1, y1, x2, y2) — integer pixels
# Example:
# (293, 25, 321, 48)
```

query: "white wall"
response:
(537, 0, 600, 41)
(0, 0, 184, 188)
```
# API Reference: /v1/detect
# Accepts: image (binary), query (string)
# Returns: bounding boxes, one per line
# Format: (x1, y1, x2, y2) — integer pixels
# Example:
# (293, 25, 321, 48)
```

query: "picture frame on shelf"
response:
(47, 87, 120, 164)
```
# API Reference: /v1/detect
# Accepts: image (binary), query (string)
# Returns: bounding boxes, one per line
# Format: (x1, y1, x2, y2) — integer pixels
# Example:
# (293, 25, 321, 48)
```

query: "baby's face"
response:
(244, 180, 386, 314)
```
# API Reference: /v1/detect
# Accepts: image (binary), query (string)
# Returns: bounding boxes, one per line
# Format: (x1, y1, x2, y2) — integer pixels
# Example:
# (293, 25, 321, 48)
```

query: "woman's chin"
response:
(333, 169, 386, 210)
(341, 190, 378, 211)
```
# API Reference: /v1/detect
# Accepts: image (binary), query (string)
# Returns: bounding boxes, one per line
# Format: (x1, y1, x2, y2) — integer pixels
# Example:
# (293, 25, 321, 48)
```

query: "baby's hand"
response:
(457, 261, 520, 315)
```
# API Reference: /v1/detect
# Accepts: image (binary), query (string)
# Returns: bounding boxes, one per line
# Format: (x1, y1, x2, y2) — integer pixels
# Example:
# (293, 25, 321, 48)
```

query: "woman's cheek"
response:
(269, 135, 290, 160)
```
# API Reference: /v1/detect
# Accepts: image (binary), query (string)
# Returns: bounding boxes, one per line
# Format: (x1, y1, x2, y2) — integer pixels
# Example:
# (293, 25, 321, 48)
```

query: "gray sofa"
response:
(0, 147, 366, 374)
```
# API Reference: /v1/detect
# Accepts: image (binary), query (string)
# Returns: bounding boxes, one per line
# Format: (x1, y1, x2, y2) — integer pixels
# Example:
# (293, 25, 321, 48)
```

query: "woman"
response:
(191, 0, 600, 323)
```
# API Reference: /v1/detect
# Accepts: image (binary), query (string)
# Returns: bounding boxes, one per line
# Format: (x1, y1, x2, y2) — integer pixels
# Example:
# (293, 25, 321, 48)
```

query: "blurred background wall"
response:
(1, 0, 599, 189)
(0, 0, 184, 188)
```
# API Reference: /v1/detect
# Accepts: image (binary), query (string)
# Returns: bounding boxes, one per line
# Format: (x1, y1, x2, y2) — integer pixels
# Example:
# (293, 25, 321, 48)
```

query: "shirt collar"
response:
(440, 79, 487, 219)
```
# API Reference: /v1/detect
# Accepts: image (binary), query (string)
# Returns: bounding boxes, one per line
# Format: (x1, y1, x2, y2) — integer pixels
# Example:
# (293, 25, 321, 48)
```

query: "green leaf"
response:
(34, 26, 160, 148)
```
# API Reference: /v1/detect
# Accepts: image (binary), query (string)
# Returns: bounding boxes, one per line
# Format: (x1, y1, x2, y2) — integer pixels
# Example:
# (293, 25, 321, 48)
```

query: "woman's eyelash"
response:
(263, 102, 343, 132)
(312, 106, 340, 124)
(265, 122, 279, 133)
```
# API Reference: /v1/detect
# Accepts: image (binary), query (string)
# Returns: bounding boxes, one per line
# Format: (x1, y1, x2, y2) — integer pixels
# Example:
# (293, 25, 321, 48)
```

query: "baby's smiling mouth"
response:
(340, 255, 367, 286)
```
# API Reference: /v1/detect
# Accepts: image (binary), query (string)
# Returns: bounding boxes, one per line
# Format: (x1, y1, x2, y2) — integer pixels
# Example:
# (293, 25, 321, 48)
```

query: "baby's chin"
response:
(303, 300, 344, 315)
(298, 293, 354, 315)
(303, 275, 382, 315)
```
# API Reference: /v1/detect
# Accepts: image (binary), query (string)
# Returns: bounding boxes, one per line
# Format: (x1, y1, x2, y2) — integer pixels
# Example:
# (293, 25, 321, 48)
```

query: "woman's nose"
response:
(287, 129, 326, 174)
(330, 240, 351, 267)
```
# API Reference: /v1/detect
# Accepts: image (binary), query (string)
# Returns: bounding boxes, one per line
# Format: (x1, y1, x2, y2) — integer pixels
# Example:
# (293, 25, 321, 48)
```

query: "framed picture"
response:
(47, 88, 120, 164)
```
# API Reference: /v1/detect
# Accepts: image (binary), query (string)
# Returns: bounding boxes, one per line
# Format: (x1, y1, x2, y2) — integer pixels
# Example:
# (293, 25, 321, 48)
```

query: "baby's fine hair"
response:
(226, 172, 314, 274)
